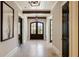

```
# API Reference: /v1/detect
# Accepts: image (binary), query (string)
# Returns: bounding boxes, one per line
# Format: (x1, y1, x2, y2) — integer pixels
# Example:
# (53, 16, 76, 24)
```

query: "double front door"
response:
(30, 22, 44, 40)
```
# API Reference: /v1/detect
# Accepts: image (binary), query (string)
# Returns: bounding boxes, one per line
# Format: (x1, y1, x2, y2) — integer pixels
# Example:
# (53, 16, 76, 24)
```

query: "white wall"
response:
(46, 16, 52, 43)
(51, 1, 64, 56)
(0, 1, 22, 56)
(23, 16, 28, 43)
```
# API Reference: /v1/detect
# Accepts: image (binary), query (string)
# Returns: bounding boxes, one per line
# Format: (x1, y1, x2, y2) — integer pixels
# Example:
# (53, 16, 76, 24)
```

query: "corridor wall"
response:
(0, 1, 22, 56)
(51, 1, 63, 56)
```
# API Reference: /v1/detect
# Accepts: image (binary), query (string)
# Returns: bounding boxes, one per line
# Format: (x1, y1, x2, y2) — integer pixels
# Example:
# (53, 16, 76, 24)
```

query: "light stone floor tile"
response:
(12, 40, 58, 57)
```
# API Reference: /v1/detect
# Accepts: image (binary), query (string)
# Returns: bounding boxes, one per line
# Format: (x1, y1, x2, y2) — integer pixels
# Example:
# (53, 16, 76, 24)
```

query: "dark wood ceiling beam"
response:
(23, 10, 50, 14)
(27, 17, 46, 19)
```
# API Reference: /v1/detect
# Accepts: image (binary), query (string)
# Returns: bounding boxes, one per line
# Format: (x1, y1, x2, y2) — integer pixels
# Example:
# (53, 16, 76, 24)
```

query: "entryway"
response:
(30, 22, 44, 40)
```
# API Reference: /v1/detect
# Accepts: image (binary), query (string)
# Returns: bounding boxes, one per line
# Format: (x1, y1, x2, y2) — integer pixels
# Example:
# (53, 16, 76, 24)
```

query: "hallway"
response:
(0, 1, 78, 57)
(12, 40, 58, 57)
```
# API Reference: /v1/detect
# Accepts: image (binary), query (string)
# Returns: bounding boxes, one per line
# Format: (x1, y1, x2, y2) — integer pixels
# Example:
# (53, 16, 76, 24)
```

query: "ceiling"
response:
(15, 1, 56, 11)
(15, 1, 57, 17)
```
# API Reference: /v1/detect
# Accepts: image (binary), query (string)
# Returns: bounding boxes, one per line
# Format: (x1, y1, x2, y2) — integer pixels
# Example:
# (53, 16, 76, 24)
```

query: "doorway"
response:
(18, 17, 23, 45)
(30, 22, 44, 40)
(62, 2, 69, 57)
(50, 19, 53, 42)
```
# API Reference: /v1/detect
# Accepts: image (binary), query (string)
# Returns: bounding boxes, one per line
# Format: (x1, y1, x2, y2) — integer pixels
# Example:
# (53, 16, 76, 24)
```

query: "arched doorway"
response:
(30, 22, 44, 40)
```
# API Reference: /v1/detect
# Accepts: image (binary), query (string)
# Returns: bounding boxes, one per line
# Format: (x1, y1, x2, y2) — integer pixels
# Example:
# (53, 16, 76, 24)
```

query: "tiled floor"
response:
(12, 40, 58, 57)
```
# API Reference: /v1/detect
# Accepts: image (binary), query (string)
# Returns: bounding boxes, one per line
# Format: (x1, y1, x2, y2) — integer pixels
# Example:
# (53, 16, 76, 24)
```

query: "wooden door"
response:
(30, 22, 44, 40)
(62, 2, 69, 57)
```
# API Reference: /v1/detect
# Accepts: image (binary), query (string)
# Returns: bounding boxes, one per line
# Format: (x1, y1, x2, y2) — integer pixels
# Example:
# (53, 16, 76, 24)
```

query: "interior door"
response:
(62, 2, 69, 57)
(18, 17, 23, 45)
(30, 22, 44, 40)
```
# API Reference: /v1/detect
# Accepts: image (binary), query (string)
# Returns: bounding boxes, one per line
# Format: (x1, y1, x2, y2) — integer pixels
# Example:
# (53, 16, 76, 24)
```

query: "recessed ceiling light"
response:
(28, 1, 40, 7)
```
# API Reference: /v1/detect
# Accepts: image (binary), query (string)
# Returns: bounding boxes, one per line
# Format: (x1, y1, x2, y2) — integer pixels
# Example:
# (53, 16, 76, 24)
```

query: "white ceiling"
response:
(15, 1, 57, 17)
(15, 1, 56, 11)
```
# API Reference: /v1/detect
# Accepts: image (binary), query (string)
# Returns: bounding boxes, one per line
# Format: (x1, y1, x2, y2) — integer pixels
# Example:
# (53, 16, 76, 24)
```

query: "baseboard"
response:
(5, 47, 18, 57)
(52, 44, 62, 57)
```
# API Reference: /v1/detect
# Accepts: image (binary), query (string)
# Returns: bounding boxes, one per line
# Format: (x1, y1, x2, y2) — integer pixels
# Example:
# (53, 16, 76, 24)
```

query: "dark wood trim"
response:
(27, 17, 46, 19)
(23, 10, 50, 14)
(18, 17, 23, 45)
(2, 1, 14, 10)
(78, 1, 79, 57)
(1, 1, 3, 41)
(1, 1, 14, 42)
(50, 19, 52, 43)
(62, 1, 69, 57)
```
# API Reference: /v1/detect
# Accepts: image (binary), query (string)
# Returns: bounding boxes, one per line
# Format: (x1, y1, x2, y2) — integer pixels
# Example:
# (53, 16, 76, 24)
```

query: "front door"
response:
(30, 22, 44, 40)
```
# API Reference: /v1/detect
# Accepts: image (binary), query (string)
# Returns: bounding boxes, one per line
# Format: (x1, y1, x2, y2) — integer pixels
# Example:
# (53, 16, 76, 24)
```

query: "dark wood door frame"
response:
(18, 17, 23, 45)
(50, 19, 52, 43)
(78, 1, 79, 57)
(23, 10, 50, 14)
(62, 1, 69, 57)
(30, 22, 44, 40)
(27, 17, 46, 19)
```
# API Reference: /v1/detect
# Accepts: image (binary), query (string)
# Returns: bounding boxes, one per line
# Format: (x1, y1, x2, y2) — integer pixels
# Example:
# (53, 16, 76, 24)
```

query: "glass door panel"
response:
(38, 23, 43, 34)
(31, 23, 36, 34)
